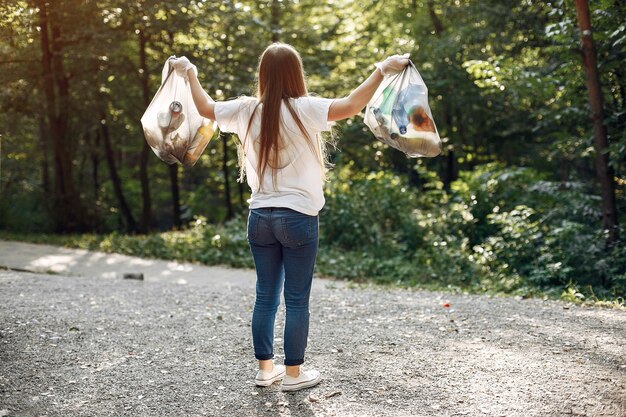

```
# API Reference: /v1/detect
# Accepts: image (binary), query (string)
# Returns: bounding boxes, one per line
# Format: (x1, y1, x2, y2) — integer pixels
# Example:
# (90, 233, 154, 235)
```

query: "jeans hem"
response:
(284, 359, 304, 366)
(255, 354, 274, 361)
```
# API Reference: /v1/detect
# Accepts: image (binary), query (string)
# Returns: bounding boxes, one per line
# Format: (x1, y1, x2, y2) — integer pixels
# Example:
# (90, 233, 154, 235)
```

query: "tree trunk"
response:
(574, 0, 619, 245)
(38, 111, 50, 195)
(138, 28, 153, 233)
(426, 0, 457, 190)
(169, 164, 182, 228)
(100, 109, 138, 233)
(271, 0, 281, 42)
(38, 1, 87, 232)
(91, 131, 100, 201)
(223, 134, 234, 220)
(442, 109, 457, 190)
(427, 0, 444, 34)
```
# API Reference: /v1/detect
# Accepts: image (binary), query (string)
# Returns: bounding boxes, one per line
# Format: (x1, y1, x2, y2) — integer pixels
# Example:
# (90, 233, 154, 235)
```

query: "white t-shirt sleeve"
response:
(214, 99, 245, 134)
(296, 96, 333, 133)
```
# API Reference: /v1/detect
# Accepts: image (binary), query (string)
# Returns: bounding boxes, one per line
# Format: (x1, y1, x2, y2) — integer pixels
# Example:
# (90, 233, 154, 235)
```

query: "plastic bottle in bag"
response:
(183, 123, 216, 166)
(157, 110, 172, 129)
(391, 101, 409, 135)
(372, 107, 398, 140)
(157, 101, 184, 131)
(379, 84, 398, 116)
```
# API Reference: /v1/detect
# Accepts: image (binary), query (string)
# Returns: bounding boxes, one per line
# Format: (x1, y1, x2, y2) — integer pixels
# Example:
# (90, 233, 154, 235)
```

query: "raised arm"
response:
(328, 54, 409, 122)
(169, 56, 216, 120)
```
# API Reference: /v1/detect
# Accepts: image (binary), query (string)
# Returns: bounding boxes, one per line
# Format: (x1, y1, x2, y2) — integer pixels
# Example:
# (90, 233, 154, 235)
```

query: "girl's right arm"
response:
(328, 54, 409, 122)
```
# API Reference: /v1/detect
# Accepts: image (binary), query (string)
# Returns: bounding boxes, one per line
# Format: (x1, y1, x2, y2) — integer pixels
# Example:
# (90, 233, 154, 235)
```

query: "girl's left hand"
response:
(169, 56, 197, 79)
(375, 53, 410, 77)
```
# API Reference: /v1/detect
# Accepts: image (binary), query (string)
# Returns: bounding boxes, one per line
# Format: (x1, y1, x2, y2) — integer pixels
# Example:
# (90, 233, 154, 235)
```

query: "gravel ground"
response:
(0, 264, 625, 416)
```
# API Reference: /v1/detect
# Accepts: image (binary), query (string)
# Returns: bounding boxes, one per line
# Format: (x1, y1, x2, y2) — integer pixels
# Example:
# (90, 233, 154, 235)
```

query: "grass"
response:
(2, 229, 624, 311)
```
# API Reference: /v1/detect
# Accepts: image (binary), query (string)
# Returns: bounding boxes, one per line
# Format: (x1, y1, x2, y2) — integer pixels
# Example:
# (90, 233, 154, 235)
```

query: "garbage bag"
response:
(141, 57, 217, 167)
(364, 61, 442, 158)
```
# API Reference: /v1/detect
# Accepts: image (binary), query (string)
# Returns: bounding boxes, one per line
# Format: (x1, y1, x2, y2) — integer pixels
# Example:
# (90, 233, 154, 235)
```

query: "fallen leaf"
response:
(325, 391, 342, 399)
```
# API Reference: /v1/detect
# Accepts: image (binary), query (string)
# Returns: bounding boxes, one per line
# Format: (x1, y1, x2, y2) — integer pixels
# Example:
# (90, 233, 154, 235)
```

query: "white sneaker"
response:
(281, 369, 321, 392)
(255, 364, 286, 387)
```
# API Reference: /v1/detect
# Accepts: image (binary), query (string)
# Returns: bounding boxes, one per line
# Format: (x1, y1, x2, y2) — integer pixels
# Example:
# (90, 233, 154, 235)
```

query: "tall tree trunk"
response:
(0, 135, 3, 194)
(442, 109, 457, 190)
(426, 0, 457, 190)
(138, 28, 153, 233)
(223, 134, 234, 220)
(91, 131, 100, 201)
(38, 1, 87, 232)
(574, 0, 619, 245)
(38, 111, 50, 195)
(427, 0, 444, 34)
(271, 0, 281, 42)
(100, 109, 138, 233)
(169, 164, 182, 228)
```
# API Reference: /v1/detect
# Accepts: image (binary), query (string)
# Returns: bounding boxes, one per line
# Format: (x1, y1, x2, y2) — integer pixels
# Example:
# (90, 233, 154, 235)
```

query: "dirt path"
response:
(0, 241, 625, 416)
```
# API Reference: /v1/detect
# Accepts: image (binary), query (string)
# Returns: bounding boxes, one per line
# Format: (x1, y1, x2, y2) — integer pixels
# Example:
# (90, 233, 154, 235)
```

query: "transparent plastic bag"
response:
(141, 57, 217, 167)
(364, 61, 442, 158)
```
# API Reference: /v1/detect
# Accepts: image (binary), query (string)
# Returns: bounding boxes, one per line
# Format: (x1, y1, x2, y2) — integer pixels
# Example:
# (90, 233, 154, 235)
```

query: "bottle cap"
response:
(169, 101, 183, 115)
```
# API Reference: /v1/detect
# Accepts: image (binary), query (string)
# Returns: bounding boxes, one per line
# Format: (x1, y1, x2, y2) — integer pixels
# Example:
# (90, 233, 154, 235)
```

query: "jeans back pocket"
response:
(279, 211, 318, 247)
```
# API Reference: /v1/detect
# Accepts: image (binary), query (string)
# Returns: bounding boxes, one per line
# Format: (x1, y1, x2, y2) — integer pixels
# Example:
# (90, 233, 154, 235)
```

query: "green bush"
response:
(0, 191, 53, 233)
(321, 167, 424, 256)
(450, 164, 624, 298)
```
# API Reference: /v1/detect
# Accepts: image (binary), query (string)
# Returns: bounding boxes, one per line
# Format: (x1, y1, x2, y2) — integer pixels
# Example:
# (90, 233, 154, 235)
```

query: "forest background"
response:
(0, 0, 624, 306)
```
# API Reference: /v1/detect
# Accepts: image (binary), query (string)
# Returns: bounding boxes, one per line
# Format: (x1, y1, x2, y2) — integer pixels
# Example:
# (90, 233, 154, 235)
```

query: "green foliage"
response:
(2, 163, 624, 307)
(322, 167, 423, 254)
(0, 191, 52, 233)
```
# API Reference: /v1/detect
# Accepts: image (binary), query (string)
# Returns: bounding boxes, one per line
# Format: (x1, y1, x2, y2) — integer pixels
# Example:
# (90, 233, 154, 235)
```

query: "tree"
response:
(574, 0, 619, 245)
(37, 0, 89, 232)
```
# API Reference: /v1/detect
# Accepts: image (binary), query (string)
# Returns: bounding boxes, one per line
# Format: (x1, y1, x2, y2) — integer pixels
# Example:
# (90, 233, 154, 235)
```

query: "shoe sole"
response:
(255, 371, 285, 387)
(281, 375, 321, 392)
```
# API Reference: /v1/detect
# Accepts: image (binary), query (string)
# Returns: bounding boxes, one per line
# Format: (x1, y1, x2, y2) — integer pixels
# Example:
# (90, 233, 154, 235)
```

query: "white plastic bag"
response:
(141, 57, 217, 166)
(364, 61, 442, 158)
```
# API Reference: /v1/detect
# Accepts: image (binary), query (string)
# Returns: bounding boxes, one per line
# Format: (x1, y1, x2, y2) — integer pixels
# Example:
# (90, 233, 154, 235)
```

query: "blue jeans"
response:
(247, 207, 319, 366)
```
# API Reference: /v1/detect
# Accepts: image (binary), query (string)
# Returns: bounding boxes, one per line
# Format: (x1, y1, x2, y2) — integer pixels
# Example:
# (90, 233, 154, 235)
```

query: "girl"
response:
(171, 44, 408, 392)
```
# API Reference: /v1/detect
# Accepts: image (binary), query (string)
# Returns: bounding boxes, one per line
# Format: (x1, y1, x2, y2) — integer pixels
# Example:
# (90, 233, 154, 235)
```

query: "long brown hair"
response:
(240, 43, 329, 188)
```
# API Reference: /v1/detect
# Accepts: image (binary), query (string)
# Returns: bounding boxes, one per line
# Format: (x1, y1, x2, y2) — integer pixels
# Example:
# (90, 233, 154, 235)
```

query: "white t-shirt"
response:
(214, 96, 333, 216)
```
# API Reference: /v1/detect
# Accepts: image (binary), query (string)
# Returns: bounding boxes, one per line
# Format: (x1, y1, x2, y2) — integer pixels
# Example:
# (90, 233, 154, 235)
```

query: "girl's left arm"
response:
(187, 70, 216, 120)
